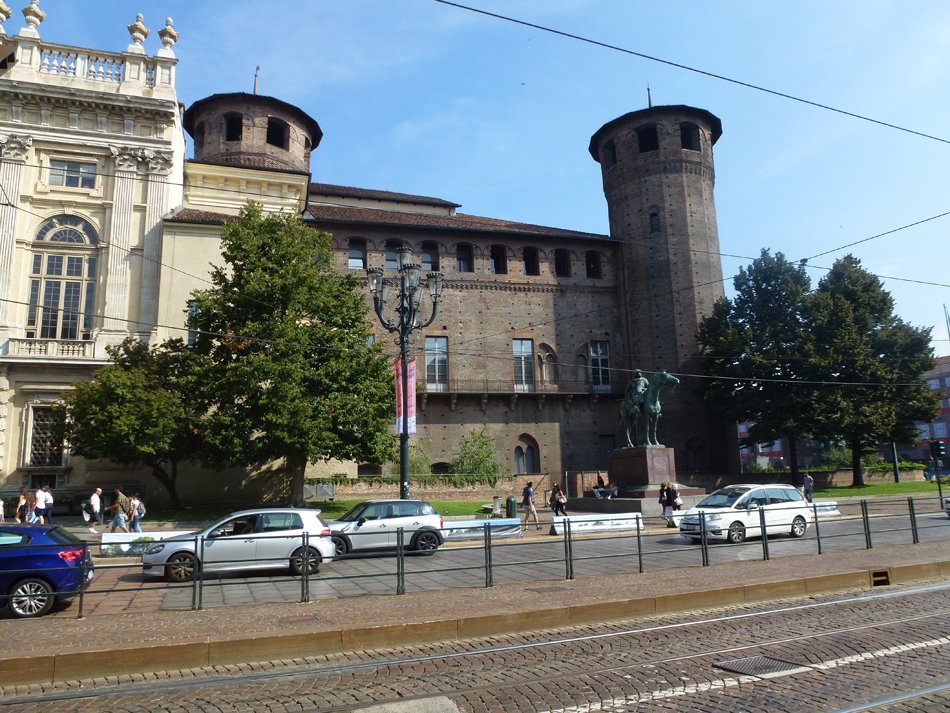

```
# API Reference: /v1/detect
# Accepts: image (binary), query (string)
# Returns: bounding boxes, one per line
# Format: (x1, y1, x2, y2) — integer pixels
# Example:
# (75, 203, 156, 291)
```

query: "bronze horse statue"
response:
(619, 370, 680, 447)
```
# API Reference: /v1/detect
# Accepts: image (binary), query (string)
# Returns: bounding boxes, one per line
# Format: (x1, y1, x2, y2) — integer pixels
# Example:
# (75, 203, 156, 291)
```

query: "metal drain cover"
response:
(715, 655, 808, 677)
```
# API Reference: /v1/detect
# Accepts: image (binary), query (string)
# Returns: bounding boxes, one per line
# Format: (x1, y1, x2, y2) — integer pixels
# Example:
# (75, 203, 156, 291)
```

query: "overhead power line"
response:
(432, 0, 950, 145)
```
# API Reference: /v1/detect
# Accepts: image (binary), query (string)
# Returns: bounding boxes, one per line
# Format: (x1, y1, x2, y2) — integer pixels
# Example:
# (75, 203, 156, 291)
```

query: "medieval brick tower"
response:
(589, 105, 732, 472)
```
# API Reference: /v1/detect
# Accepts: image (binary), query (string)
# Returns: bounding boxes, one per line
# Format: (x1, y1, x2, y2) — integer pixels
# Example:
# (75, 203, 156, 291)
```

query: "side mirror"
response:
(357, 517, 367, 527)
(209, 528, 226, 538)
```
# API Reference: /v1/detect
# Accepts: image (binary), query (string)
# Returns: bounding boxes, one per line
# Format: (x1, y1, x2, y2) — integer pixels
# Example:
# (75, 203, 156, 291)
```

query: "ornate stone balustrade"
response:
(38, 48, 130, 84)
(7, 338, 96, 358)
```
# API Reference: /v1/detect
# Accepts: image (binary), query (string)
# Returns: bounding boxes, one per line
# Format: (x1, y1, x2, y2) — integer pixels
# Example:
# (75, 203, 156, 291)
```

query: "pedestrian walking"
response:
(128, 493, 144, 533)
(86, 487, 103, 533)
(522, 481, 540, 530)
(33, 485, 47, 524)
(549, 483, 568, 517)
(42, 485, 53, 524)
(106, 486, 130, 533)
(14, 486, 27, 523)
(802, 473, 814, 503)
(659, 481, 679, 526)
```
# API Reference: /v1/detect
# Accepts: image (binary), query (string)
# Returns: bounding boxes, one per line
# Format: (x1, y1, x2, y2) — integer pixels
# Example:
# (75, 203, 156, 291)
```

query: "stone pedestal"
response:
(609, 447, 676, 486)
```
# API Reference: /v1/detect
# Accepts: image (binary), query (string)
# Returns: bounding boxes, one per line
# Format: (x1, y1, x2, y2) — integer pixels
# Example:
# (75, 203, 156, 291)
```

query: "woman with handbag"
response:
(667, 483, 682, 527)
(550, 483, 568, 517)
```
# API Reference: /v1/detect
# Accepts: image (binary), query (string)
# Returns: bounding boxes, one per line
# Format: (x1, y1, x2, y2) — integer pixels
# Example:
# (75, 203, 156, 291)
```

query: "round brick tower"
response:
(589, 105, 732, 472)
(183, 93, 322, 173)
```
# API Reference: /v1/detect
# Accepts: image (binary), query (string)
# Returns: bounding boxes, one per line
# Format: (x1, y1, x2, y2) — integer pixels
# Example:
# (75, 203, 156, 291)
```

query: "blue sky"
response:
(23, 1, 950, 357)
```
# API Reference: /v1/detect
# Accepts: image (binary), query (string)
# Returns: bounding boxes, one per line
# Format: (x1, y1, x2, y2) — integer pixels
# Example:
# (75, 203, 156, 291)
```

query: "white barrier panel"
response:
(551, 512, 644, 535)
(442, 518, 523, 541)
(813, 502, 841, 518)
(99, 530, 193, 557)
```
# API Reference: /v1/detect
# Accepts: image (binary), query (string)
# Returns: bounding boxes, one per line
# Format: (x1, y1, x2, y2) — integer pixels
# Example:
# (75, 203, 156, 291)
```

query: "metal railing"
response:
(7, 494, 948, 619)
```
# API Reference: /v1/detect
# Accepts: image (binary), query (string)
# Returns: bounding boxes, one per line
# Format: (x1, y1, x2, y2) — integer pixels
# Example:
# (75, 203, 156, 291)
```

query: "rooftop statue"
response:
(619, 369, 680, 448)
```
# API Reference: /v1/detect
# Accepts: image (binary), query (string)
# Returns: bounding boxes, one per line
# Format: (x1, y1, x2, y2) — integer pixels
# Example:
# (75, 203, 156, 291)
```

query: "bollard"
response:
(506, 495, 517, 519)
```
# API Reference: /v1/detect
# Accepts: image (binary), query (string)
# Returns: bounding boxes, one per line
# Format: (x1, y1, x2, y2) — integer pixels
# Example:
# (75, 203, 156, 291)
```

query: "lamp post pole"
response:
(367, 248, 444, 499)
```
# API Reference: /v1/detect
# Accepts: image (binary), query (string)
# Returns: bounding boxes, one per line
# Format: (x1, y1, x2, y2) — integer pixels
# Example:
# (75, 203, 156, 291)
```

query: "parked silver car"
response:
(142, 508, 335, 582)
(326, 499, 444, 556)
(679, 484, 813, 543)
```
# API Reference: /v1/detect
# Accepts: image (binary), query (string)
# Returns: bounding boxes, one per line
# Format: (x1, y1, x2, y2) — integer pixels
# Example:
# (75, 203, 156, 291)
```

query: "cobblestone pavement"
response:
(2, 576, 948, 711)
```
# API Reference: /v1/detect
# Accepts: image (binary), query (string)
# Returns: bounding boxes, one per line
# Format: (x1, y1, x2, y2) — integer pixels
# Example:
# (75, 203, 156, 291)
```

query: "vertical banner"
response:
(394, 358, 418, 435)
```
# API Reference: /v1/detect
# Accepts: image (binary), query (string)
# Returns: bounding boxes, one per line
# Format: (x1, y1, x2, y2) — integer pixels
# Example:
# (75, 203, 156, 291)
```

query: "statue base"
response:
(608, 446, 676, 487)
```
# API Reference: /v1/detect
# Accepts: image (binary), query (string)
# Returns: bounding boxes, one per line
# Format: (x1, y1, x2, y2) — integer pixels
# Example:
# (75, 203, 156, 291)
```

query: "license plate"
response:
(681, 524, 698, 531)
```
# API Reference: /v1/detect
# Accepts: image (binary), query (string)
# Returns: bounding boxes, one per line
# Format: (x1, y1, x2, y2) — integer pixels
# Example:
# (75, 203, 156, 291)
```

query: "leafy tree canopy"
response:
(56, 338, 202, 506)
(451, 427, 503, 483)
(188, 203, 394, 505)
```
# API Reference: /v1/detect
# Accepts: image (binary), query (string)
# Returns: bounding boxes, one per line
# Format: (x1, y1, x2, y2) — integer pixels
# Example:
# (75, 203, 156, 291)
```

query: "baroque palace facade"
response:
(0, 7, 733, 505)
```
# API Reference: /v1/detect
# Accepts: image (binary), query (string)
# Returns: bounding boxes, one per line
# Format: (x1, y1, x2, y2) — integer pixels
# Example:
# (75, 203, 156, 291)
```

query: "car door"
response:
(744, 488, 770, 536)
(390, 501, 426, 546)
(201, 514, 260, 572)
(255, 512, 304, 570)
(764, 488, 793, 533)
(349, 502, 395, 550)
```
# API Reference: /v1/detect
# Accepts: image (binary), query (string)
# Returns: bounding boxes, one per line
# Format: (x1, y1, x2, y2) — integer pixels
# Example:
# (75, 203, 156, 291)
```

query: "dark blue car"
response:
(0, 525, 94, 618)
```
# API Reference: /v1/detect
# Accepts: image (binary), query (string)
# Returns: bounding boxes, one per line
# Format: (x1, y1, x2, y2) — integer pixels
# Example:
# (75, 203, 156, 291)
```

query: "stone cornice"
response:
(0, 86, 178, 119)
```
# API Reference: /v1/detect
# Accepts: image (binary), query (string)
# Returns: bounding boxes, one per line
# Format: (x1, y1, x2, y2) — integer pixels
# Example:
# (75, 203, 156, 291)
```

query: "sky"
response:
(19, 0, 950, 357)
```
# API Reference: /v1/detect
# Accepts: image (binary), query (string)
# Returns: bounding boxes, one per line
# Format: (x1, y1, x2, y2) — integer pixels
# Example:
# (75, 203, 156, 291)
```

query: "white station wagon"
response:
(678, 483, 813, 543)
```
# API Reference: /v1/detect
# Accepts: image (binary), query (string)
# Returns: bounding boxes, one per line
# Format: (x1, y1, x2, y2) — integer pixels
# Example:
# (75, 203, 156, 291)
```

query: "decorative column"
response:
(0, 134, 31, 327)
(102, 146, 140, 335)
(138, 149, 173, 334)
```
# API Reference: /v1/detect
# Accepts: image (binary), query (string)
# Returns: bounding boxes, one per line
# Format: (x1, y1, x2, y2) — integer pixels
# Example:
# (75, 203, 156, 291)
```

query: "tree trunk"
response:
(148, 461, 180, 508)
(850, 439, 866, 487)
(787, 437, 801, 478)
(287, 453, 307, 507)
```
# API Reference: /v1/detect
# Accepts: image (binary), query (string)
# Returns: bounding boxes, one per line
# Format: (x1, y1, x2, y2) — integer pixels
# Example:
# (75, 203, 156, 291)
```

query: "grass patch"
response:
(815, 481, 947, 497)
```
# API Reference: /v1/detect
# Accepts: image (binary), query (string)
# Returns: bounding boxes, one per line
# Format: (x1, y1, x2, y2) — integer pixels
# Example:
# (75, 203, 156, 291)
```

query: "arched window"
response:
(266, 117, 289, 149)
(575, 354, 588, 387)
(490, 245, 507, 275)
(554, 248, 571, 277)
(27, 215, 99, 341)
(420, 241, 440, 271)
(650, 212, 661, 233)
(637, 124, 659, 152)
(680, 122, 701, 151)
(456, 243, 474, 273)
(538, 344, 557, 386)
(514, 434, 540, 474)
(224, 112, 243, 141)
(522, 246, 539, 276)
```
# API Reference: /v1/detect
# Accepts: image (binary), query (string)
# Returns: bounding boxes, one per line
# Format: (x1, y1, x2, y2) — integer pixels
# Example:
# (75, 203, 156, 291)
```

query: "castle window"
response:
(585, 251, 603, 279)
(490, 245, 507, 275)
(513, 339, 534, 392)
(601, 139, 617, 167)
(514, 434, 540, 474)
(348, 238, 367, 270)
(266, 117, 290, 149)
(27, 215, 99, 341)
(420, 241, 440, 271)
(49, 160, 96, 189)
(522, 246, 539, 276)
(650, 212, 661, 233)
(637, 125, 659, 152)
(456, 244, 474, 273)
(680, 122, 701, 151)
(554, 248, 571, 277)
(385, 240, 404, 270)
(425, 336, 448, 391)
(589, 340, 610, 388)
(224, 112, 243, 141)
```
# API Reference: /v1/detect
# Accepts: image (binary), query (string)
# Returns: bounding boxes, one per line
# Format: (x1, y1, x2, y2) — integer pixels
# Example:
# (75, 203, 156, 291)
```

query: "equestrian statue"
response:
(619, 369, 680, 448)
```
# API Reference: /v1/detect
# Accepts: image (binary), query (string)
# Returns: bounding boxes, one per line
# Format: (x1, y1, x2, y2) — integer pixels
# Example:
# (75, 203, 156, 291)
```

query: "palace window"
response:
(224, 112, 243, 141)
(522, 246, 540, 276)
(27, 406, 63, 468)
(650, 212, 661, 233)
(514, 434, 540, 474)
(456, 244, 474, 273)
(637, 125, 659, 152)
(586, 251, 603, 279)
(589, 340, 610, 387)
(554, 248, 571, 277)
(49, 160, 96, 189)
(27, 215, 99, 341)
(680, 122, 701, 151)
(348, 238, 367, 270)
(425, 336, 448, 391)
(490, 245, 507, 275)
(420, 241, 440, 272)
(513, 339, 534, 391)
(266, 117, 289, 149)
(384, 239, 404, 270)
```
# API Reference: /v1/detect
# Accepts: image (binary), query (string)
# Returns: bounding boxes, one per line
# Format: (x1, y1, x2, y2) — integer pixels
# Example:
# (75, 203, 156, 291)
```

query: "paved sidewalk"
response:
(1, 529, 947, 687)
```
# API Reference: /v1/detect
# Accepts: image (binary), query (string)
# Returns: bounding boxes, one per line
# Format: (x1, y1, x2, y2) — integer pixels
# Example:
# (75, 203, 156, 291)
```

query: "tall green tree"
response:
(808, 256, 938, 485)
(55, 339, 202, 507)
(698, 250, 819, 474)
(189, 203, 394, 505)
(451, 427, 502, 482)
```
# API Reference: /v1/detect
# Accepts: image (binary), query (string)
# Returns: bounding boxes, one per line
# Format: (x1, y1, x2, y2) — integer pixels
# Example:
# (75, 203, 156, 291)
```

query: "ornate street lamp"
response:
(367, 247, 444, 499)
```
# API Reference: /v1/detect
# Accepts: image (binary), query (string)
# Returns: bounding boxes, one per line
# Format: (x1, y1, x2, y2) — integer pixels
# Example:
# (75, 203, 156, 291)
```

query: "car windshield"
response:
(697, 487, 751, 508)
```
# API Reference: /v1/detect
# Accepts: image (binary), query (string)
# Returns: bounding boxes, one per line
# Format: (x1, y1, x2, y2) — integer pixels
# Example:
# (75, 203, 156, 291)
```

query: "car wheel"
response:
(411, 530, 440, 554)
(165, 552, 197, 582)
(727, 521, 746, 544)
(290, 547, 321, 576)
(790, 516, 807, 538)
(8, 578, 54, 618)
(330, 535, 349, 557)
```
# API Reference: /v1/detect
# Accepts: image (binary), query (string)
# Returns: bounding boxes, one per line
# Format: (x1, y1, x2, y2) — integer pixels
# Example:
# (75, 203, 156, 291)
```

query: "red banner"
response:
(394, 358, 417, 435)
